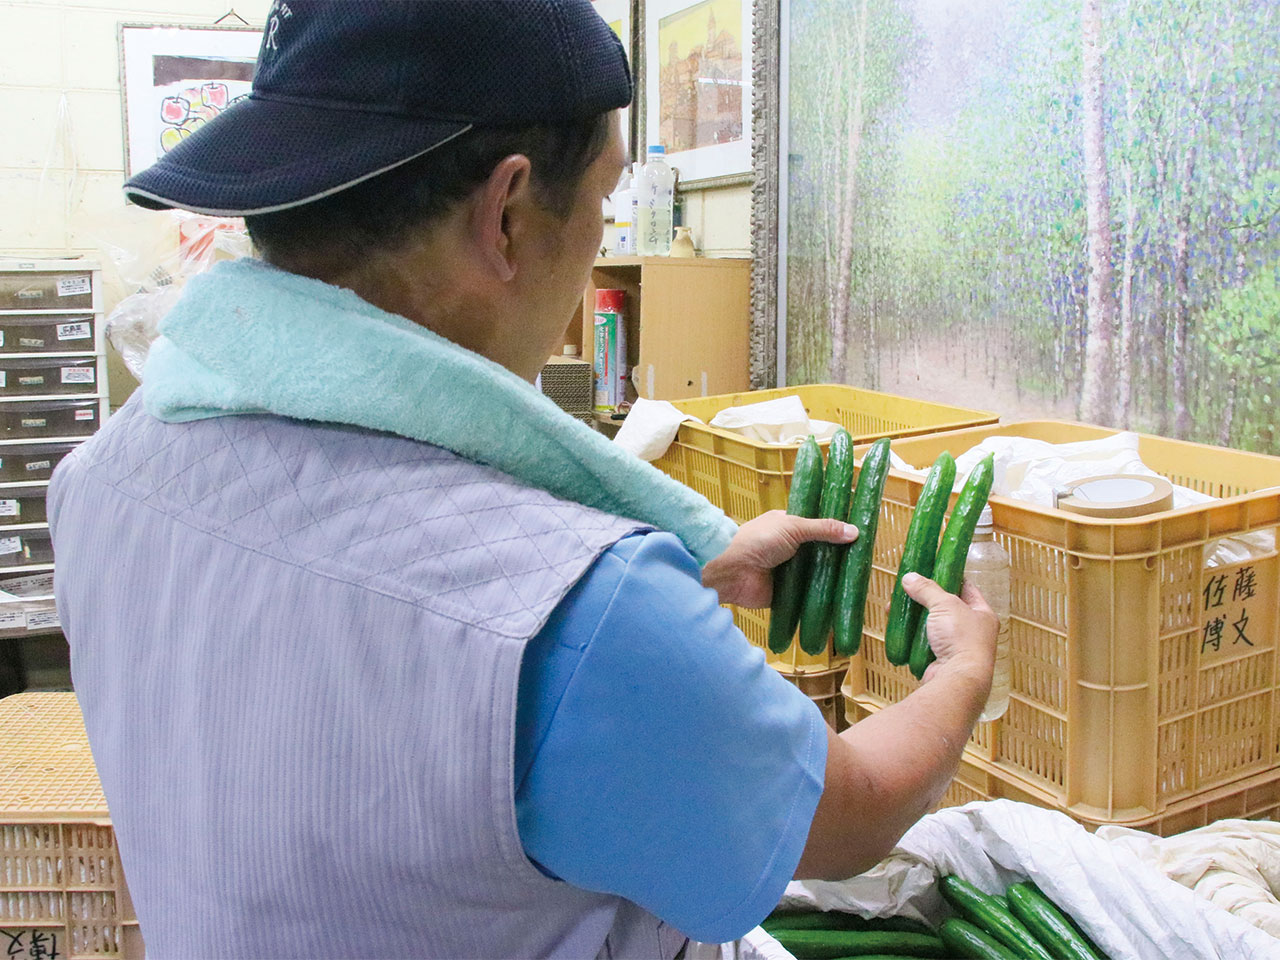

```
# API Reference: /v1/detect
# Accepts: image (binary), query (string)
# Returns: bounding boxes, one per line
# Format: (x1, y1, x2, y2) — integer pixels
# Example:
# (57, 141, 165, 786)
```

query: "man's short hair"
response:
(244, 112, 614, 266)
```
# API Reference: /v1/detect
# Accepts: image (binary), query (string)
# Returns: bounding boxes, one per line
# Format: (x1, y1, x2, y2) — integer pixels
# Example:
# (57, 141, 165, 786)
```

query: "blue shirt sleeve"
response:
(514, 532, 828, 944)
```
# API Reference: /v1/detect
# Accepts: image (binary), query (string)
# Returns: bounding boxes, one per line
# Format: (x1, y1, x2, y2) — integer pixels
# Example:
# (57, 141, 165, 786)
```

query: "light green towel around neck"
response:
(142, 257, 737, 565)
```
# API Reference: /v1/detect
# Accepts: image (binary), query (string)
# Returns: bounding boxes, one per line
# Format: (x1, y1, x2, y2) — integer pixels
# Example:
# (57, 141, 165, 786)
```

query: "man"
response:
(50, 3, 995, 958)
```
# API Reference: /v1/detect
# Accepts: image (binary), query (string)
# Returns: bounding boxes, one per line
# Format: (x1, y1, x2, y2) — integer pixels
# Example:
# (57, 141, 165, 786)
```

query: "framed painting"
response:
(753, 0, 1280, 451)
(642, 0, 753, 187)
(118, 23, 261, 178)
(592, 0, 635, 158)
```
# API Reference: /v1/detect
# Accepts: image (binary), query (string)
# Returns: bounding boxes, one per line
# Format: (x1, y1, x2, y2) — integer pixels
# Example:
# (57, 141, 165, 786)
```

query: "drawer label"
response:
(0, 372, 5, 387)
(18, 337, 44, 348)
(17, 376, 43, 386)
(4, 572, 52, 592)
(24, 460, 50, 472)
(0, 332, 4, 346)
(61, 366, 95, 384)
(27, 609, 60, 629)
(57, 321, 91, 340)
(0, 500, 19, 517)
(20, 419, 46, 429)
(15, 289, 44, 300)
(57, 276, 91, 297)
(0, 610, 26, 630)
(0, 537, 21, 556)
(74, 408, 95, 421)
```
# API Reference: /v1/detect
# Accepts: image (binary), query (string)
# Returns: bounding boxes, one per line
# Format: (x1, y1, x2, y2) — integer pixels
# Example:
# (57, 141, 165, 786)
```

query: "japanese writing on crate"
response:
(1, 930, 60, 960)
(1202, 565, 1258, 654)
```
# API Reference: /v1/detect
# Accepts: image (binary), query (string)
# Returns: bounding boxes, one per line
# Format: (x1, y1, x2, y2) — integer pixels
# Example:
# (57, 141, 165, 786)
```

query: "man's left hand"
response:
(701, 510, 859, 608)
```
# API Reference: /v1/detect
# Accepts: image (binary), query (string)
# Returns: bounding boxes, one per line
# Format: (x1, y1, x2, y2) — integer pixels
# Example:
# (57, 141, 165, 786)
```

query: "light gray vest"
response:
(50, 395, 689, 959)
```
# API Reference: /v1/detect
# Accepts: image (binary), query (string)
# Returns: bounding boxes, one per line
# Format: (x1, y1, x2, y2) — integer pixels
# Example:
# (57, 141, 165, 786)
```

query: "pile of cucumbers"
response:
(769, 429, 995, 680)
(763, 874, 1107, 959)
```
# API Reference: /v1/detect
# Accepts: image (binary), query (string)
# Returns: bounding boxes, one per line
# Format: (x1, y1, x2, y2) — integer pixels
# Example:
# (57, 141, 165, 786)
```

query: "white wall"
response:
(680, 183, 751, 258)
(0, 0, 271, 402)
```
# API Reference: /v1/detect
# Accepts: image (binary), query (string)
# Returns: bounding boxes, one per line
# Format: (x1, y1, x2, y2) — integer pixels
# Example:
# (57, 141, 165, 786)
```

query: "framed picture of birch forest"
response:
(765, 0, 1280, 451)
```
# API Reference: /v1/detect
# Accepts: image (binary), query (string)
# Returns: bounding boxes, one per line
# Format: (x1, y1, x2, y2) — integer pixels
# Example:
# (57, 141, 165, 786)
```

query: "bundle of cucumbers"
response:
(762, 874, 1107, 960)
(769, 429, 995, 678)
(769, 430, 891, 658)
(937, 875, 1107, 960)
(761, 908, 945, 958)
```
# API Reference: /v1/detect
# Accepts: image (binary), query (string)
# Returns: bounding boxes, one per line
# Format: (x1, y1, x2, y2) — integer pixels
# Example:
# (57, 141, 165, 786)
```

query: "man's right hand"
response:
(902, 572, 997, 692)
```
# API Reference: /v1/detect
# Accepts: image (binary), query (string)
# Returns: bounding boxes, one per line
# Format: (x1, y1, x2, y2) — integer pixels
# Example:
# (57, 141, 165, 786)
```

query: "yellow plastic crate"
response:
(842, 420, 1280, 827)
(652, 384, 998, 525)
(0, 693, 141, 960)
(651, 385, 996, 674)
(846, 696, 1280, 836)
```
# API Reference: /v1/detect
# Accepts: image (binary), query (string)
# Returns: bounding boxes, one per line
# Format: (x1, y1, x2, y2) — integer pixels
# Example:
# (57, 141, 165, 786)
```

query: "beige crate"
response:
(0, 694, 141, 959)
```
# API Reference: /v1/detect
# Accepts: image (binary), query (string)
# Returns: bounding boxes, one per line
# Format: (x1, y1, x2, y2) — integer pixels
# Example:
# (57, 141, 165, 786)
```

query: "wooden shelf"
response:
(579, 256, 750, 404)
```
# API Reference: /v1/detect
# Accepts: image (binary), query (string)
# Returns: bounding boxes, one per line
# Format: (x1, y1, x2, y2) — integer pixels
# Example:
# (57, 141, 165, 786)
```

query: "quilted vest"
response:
(49, 395, 689, 959)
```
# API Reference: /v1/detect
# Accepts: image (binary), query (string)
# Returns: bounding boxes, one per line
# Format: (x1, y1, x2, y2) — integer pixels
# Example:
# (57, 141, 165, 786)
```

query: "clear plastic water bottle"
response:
(636, 144, 674, 256)
(965, 505, 1011, 722)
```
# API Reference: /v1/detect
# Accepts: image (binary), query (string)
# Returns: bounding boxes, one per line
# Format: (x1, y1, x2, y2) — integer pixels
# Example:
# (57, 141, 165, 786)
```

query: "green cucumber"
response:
(769, 436, 825, 653)
(939, 918, 1022, 959)
(767, 927, 947, 959)
(939, 875, 1054, 960)
(763, 910, 934, 936)
(833, 438, 892, 656)
(908, 454, 995, 679)
(883, 452, 956, 665)
(1006, 883, 1105, 960)
(797, 429, 856, 655)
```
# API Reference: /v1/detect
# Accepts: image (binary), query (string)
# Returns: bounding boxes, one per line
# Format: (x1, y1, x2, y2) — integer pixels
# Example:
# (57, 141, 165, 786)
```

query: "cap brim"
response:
(124, 94, 472, 217)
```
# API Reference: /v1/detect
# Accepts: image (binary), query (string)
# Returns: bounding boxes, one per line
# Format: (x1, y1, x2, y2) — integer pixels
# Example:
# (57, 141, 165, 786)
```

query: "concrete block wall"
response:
(0, 1, 751, 403)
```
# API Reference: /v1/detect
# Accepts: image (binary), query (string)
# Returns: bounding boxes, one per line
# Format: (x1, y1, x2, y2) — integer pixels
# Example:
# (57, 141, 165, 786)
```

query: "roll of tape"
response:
(1055, 474, 1174, 518)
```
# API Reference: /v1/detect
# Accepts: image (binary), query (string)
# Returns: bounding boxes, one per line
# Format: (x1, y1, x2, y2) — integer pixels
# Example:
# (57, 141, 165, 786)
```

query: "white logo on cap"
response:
(266, 1, 293, 54)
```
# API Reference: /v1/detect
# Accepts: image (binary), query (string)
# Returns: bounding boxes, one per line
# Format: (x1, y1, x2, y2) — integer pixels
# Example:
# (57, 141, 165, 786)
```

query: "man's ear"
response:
(471, 154, 534, 283)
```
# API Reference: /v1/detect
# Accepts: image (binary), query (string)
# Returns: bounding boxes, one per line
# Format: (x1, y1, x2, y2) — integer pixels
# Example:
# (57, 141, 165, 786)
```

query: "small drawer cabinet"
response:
(0, 259, 110, 640)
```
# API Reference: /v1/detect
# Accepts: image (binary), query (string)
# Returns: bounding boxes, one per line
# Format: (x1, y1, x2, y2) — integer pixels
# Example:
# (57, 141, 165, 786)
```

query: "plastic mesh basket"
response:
(845, 696, 1280, 836)
(651, 384, 996, 675)
(843, 420, 1280, 826)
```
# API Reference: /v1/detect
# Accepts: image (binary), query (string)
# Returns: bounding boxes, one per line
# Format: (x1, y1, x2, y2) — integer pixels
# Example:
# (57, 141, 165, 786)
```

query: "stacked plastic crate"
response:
(842, 420, 1280, 835)
(0, 693, 141, 959)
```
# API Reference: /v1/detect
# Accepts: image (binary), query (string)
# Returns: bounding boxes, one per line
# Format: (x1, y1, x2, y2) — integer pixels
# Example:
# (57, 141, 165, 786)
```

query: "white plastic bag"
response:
(97, 211, 251, 378)
(613, 398, 703, 462)
(709, 396, 839, 445)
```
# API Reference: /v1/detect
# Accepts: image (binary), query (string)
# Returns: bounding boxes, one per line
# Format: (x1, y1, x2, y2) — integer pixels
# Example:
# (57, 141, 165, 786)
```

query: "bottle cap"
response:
(977, 505, 994, 529)
(647, 144, 666, 155)
(562, 345, 579, 356)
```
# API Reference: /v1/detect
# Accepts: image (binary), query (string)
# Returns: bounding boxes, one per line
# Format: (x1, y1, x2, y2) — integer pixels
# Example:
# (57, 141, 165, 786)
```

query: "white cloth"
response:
(895, 431, 1274, 565)
(1098, 820, 1280, 940)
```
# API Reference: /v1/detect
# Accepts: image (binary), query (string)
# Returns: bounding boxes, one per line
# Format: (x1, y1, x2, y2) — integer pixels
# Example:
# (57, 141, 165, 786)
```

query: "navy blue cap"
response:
(124, 0, 632, 216)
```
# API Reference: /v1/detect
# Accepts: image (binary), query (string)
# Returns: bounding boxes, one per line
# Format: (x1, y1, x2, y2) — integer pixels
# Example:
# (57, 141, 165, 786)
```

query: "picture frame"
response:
(592, 0, 635, 159)
(640, 0, 754, 189)
(118, 23, 262, 178)
(748, 0, 780, 388)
